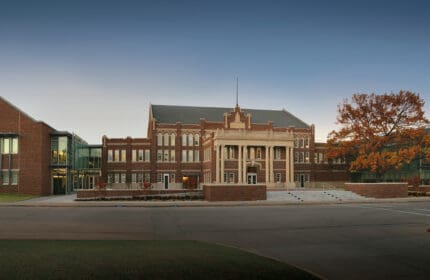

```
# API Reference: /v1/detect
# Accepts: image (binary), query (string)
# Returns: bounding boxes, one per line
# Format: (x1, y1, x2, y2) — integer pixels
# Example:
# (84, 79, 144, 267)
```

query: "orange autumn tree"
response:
(327, 91, 429, 180)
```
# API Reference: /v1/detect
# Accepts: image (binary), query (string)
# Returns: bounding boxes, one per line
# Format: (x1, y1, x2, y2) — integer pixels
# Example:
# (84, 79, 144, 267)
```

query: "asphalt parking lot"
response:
(1, 202, 430, 279)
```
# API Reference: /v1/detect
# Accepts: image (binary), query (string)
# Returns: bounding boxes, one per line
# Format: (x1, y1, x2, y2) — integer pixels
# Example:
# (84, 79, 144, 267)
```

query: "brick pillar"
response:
(243, 145, 247, 183)
(265, 145, 269, 184)
(215, 144, 220, 183)
(221, 144, 225, 183)
(238, 145, 242, 183)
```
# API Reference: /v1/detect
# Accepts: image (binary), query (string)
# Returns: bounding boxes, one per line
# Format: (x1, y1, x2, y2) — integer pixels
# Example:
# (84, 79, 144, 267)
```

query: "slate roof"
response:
(151, 104, 310, 129)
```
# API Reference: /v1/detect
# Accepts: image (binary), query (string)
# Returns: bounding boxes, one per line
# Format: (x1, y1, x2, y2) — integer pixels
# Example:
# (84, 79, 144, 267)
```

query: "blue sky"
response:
(1, 0, 429, 143)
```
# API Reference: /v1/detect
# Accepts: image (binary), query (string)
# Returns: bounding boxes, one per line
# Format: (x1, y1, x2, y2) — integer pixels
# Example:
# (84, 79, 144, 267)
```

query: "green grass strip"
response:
(0, 193, 38, 203)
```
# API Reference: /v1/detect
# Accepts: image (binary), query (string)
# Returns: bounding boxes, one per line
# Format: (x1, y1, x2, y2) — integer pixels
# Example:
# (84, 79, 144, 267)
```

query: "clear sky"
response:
(1, 0, 429, 144)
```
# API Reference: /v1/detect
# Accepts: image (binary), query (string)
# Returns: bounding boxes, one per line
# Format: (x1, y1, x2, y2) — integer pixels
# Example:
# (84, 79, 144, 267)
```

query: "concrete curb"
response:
(2, 197, 430, 208)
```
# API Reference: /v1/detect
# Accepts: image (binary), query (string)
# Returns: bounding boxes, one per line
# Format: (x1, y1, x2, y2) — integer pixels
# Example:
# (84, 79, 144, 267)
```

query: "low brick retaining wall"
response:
(344, 183, 408, 198)
(203, 184, 266, 201)
(77, 189, 196, 199)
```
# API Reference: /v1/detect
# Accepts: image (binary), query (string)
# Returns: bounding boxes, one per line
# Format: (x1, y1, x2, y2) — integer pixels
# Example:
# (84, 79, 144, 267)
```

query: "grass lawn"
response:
(0, 240, 319, 280)
(0, 193, 38, 202)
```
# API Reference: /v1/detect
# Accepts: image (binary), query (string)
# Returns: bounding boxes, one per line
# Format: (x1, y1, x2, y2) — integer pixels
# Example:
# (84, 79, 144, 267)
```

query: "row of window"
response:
(1, 170, 19, 185)
(131, 149, 151, 162)
(107, 149, 151, 163)
(221, 147, 283, 160)
(107, 173, 152, 184)
(294, 152, 310, 163)
(157, 133, 200, 147)
(1, 137, 19, 154)
(294, 138, 310, 149)
(219, 172, 283, 183)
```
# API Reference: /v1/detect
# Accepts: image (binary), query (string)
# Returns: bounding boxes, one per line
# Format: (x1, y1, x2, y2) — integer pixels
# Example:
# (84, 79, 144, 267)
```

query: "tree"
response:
(327, 91, 429, 180)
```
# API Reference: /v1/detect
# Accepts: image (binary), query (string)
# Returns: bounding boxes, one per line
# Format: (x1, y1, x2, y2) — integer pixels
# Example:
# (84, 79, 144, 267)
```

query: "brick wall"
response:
(203, 184, 267, 201)
(344, 183, 408, 198)
(77, 189, 196, 199)
(0, 97, 54, 195)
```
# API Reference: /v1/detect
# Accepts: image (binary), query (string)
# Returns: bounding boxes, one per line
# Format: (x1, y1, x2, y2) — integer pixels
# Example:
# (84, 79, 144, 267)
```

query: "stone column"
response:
(269, 146, 274, 183)
(243, 146, 247, 183)
(238, 145, 242, 183)
(215, 144, 220, 183)
(220, 144, 225, 183)
(289, 147, 294, 184)
(285, 146, 290, 184)
(265, 145, 269, 184)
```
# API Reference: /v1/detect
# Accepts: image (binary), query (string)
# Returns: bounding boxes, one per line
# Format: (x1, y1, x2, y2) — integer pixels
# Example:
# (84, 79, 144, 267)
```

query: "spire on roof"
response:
(235, 76, 239, 108)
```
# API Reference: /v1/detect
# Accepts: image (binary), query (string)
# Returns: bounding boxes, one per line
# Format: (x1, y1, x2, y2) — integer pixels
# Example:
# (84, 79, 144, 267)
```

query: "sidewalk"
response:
(2, 194, 430, 207)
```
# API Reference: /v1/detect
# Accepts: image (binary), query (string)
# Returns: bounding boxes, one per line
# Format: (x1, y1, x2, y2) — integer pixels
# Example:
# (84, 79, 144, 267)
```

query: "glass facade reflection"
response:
(50, 133, 101, 194)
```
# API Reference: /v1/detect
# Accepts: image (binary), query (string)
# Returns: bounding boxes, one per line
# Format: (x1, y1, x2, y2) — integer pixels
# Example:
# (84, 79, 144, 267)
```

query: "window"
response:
(157, 150, 162, 161)
(299, 139, 304, 148)
(182, 150, 187, 162)
(195, 150, 199, 162)
(121, 150, 126, 162)
(145, 150, 150, 162)
(305, 152, 309, 163)
(131, 173, 137, 183)
(171, 134, 175, 146)
(132, 150, 136, 162)
(107, 174, 113, 184)
(294, 152, 299, 163)
(223, 173, 227, 183)
(224, 147, 228, 159)
(2, 138, 10, 154)
(229, 147, 235, 159)
(108, 150, 113, 162)
(11, 171, 18, 185)
(120, 173, 126, 183)
(294, 139, 298, 148)
(170, 150, 175, 162)
(2, 171, 9, 185)
(305, 138, 309, 149)
(114, 150, 119, 162)
(188, 150, 193, 162)
(157, 134, 163, 146)
(171, 173, 175, 183)
(256, 148, 262, 160)
(114, 174, 119, 183)
(250, 147, 255, 160)
(299, 152, 304, 163)
(275, 173, 281, 183)
(163, 150, 169, 161)
(275, 148, 281, 160)
(182, 134, 187, 146)
(12, 138, 18, 154)
(157, 173, 163, 183)
(229, 173, 235, 184)
(188, 134, 193, 148)
(164, 133, 169, 146)
(144, 173, 150, 183)
(138, 150, 144, 161)
(194, 134, 199, 146)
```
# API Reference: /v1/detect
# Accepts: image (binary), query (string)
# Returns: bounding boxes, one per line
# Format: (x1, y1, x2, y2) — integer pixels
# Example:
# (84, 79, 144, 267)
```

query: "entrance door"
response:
(163, 174, 169, 189)
(88, 176, 95, 189)
(53, 172, 66, 195)
(247, 173, 257, 184)
(300, 175, 305, 188)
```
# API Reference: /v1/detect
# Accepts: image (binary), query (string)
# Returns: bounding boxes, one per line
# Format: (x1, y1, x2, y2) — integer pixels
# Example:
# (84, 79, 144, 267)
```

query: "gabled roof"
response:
(151, 104, 310, 129)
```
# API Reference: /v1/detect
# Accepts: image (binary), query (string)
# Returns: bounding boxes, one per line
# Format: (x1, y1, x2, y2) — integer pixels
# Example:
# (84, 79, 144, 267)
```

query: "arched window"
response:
(164, 133, 169, 146)
(170, 134, 175, 146)
(157, 134, 162, 146)
(194, 134, 199, 146)
(182, 134, 187, 146)
(188, 134, 193, 147)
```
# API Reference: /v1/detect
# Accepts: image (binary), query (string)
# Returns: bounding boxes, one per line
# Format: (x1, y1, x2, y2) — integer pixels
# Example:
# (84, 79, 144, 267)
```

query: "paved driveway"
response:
(1, 202, 430, 279)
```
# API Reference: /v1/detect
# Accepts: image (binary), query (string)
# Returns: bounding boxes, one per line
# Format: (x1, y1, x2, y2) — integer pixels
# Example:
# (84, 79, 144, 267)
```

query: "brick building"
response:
(102, 104, 348, 189)
(0, 97, 101, 195)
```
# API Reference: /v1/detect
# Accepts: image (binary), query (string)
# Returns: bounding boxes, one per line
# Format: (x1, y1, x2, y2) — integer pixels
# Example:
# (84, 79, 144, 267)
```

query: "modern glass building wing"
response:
(50, 132, 101, 194)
